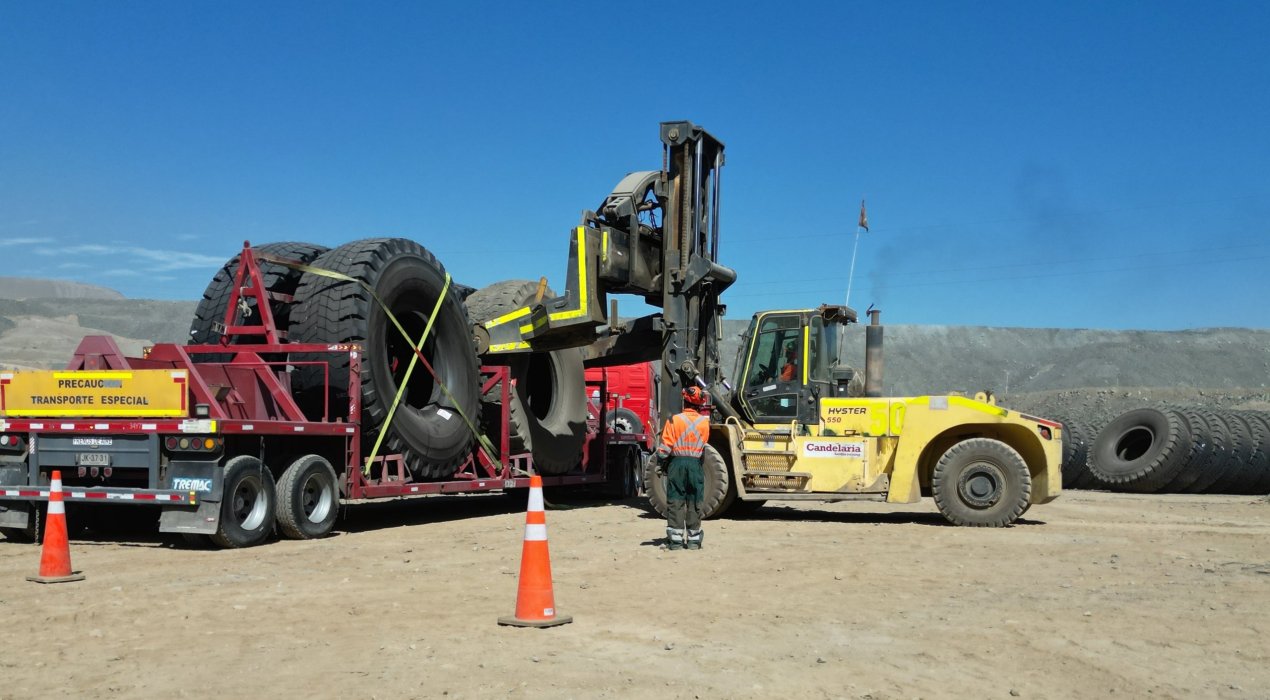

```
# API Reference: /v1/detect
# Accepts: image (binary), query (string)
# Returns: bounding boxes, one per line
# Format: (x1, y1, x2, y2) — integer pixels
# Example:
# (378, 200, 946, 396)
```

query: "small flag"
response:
(858, 199, 869, 231)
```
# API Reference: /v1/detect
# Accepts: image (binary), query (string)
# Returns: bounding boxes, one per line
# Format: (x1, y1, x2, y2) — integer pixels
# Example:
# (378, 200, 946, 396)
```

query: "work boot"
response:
(666, 527, 685, 550)
(686, 529, 703, 550)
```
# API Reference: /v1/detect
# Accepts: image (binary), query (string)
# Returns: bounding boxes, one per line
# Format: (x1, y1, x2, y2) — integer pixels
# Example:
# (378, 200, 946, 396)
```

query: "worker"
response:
(654, 386, 711, 550)
(780, 343, 798, 381)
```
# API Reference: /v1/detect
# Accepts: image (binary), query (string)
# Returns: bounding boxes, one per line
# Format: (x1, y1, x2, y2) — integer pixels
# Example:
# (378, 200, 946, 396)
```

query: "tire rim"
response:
(957, 461, 1004, 509)
(300, 470, 334, 524)
(231, 475, 268, 530)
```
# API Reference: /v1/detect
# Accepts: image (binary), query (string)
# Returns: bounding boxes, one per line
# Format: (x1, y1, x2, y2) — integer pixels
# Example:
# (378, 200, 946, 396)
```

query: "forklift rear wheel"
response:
(211, 456, 277, 548)
(276, 454, 339, 540)
(931, 438, 1031, 527)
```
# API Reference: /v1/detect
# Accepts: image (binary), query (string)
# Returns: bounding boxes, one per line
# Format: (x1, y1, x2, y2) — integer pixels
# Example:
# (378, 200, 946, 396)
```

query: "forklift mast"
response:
(477, 121, 737, 423)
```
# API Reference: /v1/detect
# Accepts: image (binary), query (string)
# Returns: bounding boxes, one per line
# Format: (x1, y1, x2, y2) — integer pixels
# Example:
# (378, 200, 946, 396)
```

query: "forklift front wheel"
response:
(931, 438, 1032, 527)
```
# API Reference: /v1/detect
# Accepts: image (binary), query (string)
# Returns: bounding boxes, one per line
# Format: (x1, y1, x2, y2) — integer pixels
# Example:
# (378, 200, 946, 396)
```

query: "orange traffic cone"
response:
(498, 475, 572, 628)
(27, 470, 85, 584)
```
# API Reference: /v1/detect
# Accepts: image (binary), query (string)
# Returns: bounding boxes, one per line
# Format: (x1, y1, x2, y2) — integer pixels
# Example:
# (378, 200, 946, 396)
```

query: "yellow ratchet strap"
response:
(257, 254, 502, 474)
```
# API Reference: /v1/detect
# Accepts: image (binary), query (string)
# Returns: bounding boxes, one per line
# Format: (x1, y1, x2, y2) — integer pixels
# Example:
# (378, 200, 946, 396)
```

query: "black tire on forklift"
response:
(290, 239, 481, 479)
(608, 407, 644, 435)
(276, 454, 340, 539)
(188, 241, 330, 357)
(210, 455, 277, 549)
(463, 280, 587, 475)
(931, 438, 1032, 527)
(642, 445, 731, 520)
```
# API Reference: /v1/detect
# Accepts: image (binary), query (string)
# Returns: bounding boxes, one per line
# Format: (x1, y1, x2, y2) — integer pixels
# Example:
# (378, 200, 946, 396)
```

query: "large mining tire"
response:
(188, 241, 330, 355)
(1236, 411, 1270, 493)
(1058, 419, 1098, 489)
(1162, 408, 1218, 493)
(1089, 408, 1190, 493)
(289, 239, 480, 479)
(642, 445, 731, 520)
(931, 437, 1031, 527)
(1210, 412, 1258, 494)
(464, 280, 587, 475)
(1184, 410, 1234, 494)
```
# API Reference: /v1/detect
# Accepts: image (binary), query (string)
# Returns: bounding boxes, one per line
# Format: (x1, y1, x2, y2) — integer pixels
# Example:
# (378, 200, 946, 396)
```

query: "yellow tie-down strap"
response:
(258, 254, 502, 474)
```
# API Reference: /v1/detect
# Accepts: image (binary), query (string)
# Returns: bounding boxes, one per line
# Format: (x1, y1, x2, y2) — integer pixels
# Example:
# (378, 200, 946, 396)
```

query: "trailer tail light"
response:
(164, 435, 222, 453)
(0, 434, 25, 452)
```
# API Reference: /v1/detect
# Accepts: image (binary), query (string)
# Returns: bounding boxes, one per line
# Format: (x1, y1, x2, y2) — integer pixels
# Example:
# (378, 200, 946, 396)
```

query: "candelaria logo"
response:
(801, 440, 866, 459)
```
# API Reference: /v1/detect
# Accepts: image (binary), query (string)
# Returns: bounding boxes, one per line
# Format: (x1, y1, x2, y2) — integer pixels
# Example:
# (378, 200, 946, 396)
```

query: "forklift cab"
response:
(736, 305, 855, 425)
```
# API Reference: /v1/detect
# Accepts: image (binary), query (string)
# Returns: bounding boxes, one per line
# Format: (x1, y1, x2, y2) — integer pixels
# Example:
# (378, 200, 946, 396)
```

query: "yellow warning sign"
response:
(0, 370, 189, 418)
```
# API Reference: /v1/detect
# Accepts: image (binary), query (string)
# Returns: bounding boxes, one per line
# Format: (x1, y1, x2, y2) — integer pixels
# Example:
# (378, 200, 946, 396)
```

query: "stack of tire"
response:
(1053, 417, 1106, 490)
(191, 239, 588, 482)
(1088, 407, 1270, 494)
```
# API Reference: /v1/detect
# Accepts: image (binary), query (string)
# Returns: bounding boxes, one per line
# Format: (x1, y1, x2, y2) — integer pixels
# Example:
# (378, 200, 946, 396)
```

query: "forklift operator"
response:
(779, 344, 798, 382)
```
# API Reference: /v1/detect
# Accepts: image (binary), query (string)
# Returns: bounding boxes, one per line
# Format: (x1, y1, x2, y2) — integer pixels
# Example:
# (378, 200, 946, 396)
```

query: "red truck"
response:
(585, 362, 656, 451)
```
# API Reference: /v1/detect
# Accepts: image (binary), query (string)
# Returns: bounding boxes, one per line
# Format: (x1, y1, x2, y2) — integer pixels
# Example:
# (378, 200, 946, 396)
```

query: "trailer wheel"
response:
(932, 438, 1032, 527)
(642, 445, 731, 520)
(290, 239, 481, 479)
(188, 241, 329, 357)
(211, 456, 277, 548)
(276, 454, 340, 539)
(620, 448, 643, 498)
(464, 280, 587, 475)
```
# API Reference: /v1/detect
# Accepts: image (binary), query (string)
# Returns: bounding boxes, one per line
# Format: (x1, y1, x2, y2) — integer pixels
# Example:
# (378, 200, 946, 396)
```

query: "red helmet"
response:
(682, 386, 709, 406)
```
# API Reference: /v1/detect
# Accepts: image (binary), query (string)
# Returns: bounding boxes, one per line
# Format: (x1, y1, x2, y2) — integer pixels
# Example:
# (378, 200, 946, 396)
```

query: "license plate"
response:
(78, 452, 111, 466)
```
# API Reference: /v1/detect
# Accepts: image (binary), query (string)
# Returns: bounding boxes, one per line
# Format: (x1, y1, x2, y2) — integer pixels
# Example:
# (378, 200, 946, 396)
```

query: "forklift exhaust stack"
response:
(865, 309, 884, 398)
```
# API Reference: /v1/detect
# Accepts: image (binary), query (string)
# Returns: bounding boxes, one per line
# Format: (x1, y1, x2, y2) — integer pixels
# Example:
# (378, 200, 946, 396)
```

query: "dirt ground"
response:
(2, 490, 1268, 699)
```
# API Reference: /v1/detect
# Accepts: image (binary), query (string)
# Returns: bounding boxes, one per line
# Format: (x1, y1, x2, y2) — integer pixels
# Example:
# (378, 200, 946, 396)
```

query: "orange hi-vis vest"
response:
(658, 409, 710, 459)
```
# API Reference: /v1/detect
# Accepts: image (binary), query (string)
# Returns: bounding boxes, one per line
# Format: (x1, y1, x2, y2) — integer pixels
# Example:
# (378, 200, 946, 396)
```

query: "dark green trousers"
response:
(666, 456, 704, 541)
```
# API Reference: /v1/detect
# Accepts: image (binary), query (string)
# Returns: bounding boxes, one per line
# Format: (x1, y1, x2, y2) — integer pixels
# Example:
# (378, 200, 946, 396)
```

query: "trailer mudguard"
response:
(158, 460, 222, 535)
(0, 501, 31, 530)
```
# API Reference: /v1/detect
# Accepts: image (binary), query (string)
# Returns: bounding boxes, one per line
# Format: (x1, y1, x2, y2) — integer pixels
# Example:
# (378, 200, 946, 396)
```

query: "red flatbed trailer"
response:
(0, 247, 646, 547)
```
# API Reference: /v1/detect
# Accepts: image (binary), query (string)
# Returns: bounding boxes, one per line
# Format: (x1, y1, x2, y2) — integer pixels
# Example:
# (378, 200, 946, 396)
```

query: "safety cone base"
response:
(26, 572, 85, 584)
(498, 612, 573, 628)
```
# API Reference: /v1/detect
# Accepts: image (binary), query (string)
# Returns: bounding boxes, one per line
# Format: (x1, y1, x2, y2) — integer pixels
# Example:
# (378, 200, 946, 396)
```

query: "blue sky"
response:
(1, 1, 1267, 330)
